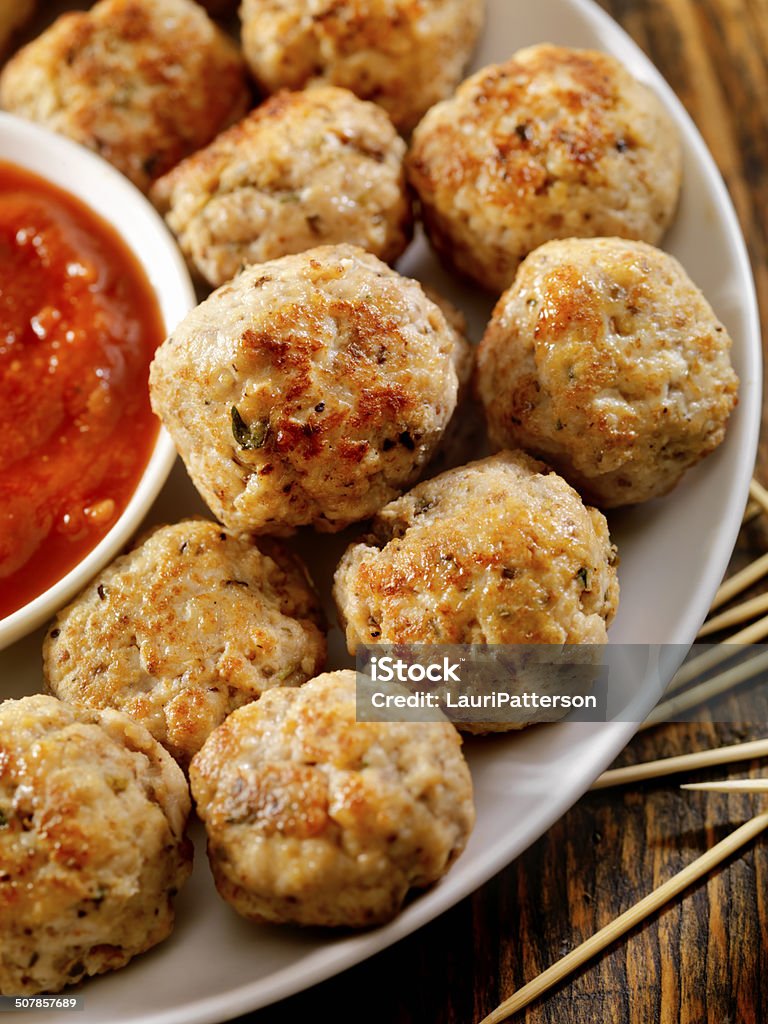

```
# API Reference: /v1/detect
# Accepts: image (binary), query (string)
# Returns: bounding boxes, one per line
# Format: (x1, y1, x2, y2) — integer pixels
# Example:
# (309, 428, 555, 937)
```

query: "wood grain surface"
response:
(240, 1, 768, 1022)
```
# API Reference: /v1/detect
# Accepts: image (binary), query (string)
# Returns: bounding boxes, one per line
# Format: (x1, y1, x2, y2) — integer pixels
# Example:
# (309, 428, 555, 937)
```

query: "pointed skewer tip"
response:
(681, 779, 768, 794)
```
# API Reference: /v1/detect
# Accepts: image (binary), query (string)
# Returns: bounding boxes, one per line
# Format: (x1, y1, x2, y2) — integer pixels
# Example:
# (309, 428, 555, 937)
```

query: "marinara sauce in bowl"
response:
(0, 114, 194, 649)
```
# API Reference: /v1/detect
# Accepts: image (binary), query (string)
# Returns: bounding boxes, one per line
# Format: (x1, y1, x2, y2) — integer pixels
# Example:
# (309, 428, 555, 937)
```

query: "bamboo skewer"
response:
(478, 810, 768, 1024)
(666, 613, 768, 696)
(682, 779, 768, 794)
(743, 499, 762, 525)
(654, 513, 768, 713)
(640, 647, 768, 730)
(710, 552, 768, 612)
(712, 614, 768, 648)
(749, 478, 768, 515)
(698, 489, 768, 635)
(740, 478, 768, 524)
(698, 591, 768, 637)
(591, 737, 768, 789)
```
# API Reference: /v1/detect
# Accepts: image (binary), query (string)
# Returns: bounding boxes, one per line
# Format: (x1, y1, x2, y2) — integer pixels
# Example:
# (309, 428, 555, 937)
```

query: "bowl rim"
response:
(0, 113, 194, 650)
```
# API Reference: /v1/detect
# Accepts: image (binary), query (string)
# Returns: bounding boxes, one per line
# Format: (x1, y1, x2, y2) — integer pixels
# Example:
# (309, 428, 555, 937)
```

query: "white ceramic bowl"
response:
(0, 114, 194, 650)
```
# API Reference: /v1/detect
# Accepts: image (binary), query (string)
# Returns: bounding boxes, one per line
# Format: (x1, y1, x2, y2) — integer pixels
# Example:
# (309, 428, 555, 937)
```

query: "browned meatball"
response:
(151, 86, 412, 286)
(407, 44, 682, 292)
(149, 245, 470, 534)
(0, 0, 250, 192)
(44, 519, 326, 767)
(476, 238, 739, 506)
(0, 695, 192, 995)
(239, 0, 485, 133)
(190, 670, 474, 927)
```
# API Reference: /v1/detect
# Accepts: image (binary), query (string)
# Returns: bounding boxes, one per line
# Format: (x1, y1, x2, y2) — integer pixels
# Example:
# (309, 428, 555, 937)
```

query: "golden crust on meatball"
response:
(476, 238, 739, 507)
(407, 44, 682, 292)
(151, 86, 412, 286)
(239, 0, 485, 133)
(0, 695, 192, 995)
(0, 0, 250, 192)
(149, 245, 470, 534)
(189, 670, 474, 927)
(333, 450, 619, 650)
(43, 519, 326, 768)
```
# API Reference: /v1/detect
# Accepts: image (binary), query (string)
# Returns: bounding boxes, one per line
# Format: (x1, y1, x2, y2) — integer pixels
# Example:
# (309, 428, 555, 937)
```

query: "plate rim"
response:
(3, 0, 762, 1019)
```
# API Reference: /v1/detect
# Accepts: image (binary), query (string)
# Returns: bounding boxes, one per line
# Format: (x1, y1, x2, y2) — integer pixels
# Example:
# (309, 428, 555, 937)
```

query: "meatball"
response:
(149, 245, 470, 534)
(0, 0, 250, 193)
(150, 86, 412, 287)
(407, 44, 682, 292)
(0, 695, 192, 995)
(189, 670, 474, 927)
(0, 0, 35, 54)
(43, 519, 326, 768)
(333, 451, 618, 649)
(476, 238, 740, 507)
(239, 0, 485, 134)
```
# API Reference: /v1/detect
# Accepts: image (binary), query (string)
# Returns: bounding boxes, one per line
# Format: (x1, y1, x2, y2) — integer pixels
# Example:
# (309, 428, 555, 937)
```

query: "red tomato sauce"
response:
(0, 160, 165, 620)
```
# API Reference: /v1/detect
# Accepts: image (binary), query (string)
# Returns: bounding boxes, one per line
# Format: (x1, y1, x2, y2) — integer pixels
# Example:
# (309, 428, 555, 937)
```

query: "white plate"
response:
(0, 0, 760, 1020)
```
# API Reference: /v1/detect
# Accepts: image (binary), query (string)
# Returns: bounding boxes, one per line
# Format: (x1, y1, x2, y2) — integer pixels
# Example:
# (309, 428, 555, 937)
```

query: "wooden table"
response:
(241, 1, 768, 1021)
